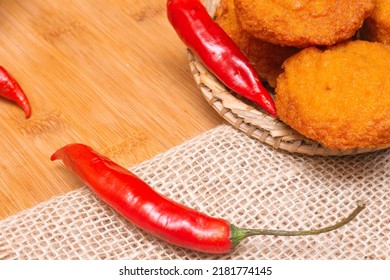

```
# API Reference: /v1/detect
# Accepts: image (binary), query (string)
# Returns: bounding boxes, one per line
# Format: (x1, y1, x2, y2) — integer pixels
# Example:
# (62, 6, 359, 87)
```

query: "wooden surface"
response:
(0, 0, 223, 220)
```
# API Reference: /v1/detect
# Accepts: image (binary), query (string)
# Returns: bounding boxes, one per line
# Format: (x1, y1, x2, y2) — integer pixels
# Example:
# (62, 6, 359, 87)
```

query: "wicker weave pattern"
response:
(192, 0, 388, 156)
(1, 125, 389, 260)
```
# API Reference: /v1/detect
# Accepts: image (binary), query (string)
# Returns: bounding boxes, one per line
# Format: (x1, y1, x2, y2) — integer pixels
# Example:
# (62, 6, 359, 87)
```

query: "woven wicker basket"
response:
(188, 0, 387, 156)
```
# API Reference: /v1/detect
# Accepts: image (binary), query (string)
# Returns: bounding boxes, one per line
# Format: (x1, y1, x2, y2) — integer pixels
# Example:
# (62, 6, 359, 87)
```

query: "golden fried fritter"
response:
(214, 0, 298, 87)
(234, 0, 374, 48)
(275, 40, 390, 150)
(361, 0, 390, 44)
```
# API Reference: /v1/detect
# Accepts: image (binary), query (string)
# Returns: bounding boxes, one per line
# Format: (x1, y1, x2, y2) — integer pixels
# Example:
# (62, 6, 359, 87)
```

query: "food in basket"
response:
(361, 0, 390, 44)
(233, 0, 374, 48)
(169, 0, 390, 154)
(275, 40, 390, 150)
(214, 0, 299, 87)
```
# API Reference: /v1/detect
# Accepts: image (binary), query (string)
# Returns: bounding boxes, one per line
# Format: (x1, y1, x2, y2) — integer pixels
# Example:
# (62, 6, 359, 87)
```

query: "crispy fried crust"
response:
(234, 0, 374, 48)
(275, 40, 390, 150)
(214, 0, 298, 87)
(361, 0, 390, 44)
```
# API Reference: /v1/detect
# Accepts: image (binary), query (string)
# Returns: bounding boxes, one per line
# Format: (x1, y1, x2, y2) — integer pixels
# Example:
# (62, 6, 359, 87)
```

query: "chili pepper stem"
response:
(230, 200, 366, 247)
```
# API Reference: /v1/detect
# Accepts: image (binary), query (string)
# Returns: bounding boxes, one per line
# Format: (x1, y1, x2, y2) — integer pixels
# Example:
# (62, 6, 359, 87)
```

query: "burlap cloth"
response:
(1, 125, 389, 260)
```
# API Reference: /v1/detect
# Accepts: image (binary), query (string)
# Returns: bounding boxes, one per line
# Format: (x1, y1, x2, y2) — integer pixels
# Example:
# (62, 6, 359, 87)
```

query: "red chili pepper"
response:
(51, 143, 365, 254)
(167, 0, 277, 117)
(0, 66, 31, 118)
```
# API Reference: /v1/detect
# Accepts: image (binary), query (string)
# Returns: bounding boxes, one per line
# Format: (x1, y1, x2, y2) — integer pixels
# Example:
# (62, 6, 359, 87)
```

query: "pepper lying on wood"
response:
(0, 66, 31, 118)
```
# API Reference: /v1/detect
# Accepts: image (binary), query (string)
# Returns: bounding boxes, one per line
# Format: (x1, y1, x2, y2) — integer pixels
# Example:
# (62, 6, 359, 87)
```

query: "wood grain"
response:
(0, 0, 223, 219)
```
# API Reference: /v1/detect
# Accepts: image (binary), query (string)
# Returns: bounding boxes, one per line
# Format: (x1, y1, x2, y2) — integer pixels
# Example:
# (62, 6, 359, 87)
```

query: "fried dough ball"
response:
(234, 0, 374, 48)
(275, 40, 390, 150)
(214, 0, 298, 87)
(361, 0, 390, 44)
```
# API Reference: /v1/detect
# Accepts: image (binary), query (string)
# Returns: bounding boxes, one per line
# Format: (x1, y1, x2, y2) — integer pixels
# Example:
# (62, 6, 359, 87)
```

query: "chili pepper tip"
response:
(23, 104, 32, 119)
(12, 88, 31, 118)
(50, 150, 61, 161)
(0, 66, 32, 119)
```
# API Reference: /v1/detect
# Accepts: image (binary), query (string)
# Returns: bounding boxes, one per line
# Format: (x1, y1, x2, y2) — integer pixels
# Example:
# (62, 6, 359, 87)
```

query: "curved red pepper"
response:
(167, 0, 277, 117)
(52, 143, 365, 254)
(0, 66, 31, 118)
(52, 143, 231, 254)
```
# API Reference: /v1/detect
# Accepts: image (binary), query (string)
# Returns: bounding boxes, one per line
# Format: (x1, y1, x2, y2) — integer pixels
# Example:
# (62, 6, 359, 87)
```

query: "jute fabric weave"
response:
(1, 125, 389, 259)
